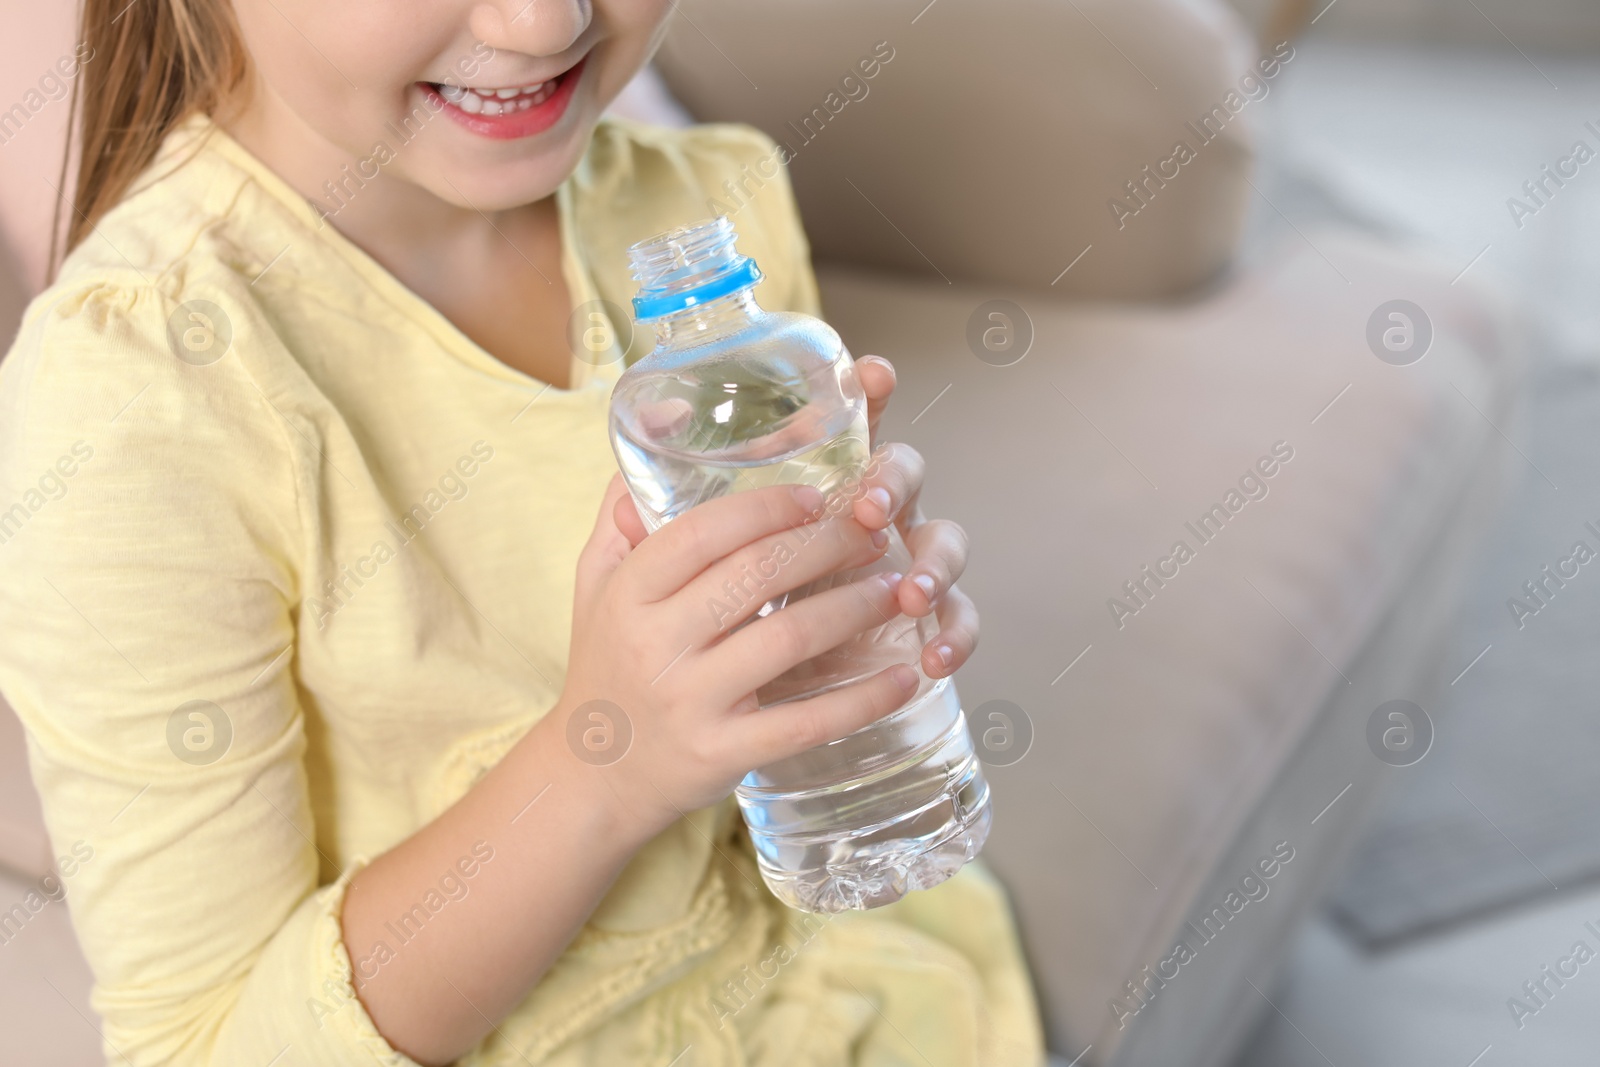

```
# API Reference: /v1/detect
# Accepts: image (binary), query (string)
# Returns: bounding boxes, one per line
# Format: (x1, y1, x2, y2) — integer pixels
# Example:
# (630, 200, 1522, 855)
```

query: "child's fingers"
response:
(626, 484, 825, 602)
(897, 518, 970, 617)
(850, 442, 923, 531)
(856, 354, 896, 441)
(675, 512, 888, 641)
(920, 585, 979, 679)
(733, 663, 920, 768)
(707, 572, 903, 697)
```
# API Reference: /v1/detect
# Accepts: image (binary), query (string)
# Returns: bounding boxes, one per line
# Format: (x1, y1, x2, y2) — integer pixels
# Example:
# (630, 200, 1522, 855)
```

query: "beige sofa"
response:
(654, 2, 1522, 1064)
(0, 2, 1522, 1065)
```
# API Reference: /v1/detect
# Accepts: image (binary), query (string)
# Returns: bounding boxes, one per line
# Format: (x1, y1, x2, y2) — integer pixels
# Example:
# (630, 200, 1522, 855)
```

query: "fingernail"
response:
(934, 644, 954, 669)
(865, 487, 891, 515)
(792, 485, 824, 514)
(912, 574, 937, 600)
(882, 572, 904, 591)
(890, 664, 918, 693)
(870, 529, 889, 550)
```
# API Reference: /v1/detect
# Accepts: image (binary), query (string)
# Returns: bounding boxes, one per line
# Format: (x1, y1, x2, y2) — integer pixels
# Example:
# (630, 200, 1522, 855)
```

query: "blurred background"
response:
(3, 1, 1599, 1065)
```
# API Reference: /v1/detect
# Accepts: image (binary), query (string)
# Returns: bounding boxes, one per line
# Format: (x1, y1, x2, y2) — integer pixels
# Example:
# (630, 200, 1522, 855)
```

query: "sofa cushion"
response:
(656, 0, 1262, 299)
(815, 229, 1521, 1060)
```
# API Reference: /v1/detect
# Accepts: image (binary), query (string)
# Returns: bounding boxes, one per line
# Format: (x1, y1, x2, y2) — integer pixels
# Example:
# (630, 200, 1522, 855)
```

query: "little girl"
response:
(0, 1, 1043, 1064)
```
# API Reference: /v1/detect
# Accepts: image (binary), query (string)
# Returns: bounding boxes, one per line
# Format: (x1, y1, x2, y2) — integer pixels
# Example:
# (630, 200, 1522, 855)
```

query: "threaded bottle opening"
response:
(628, 216, 763, 322)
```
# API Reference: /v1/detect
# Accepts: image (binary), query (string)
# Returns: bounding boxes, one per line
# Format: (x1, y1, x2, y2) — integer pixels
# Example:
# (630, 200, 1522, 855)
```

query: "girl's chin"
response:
(420, 148, 589, 211)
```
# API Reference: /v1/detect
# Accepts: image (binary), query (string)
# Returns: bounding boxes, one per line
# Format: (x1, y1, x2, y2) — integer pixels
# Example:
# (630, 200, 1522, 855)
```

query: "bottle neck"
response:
(650, 288, 762, 349)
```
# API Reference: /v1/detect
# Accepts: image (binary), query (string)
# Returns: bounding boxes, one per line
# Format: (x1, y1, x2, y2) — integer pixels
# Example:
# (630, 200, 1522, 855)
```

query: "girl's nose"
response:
(471, 0, 593, 58)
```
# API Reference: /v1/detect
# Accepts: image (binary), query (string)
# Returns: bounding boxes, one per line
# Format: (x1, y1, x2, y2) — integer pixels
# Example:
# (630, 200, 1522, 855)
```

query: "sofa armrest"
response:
(0, 697, 51, 880)
(0, 233, 28, 354)
(0, 2, 78, 297)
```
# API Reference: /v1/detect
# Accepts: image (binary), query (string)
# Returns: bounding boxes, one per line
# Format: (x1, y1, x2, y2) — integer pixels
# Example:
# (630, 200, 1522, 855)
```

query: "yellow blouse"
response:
(0, 114, 1042, 1067)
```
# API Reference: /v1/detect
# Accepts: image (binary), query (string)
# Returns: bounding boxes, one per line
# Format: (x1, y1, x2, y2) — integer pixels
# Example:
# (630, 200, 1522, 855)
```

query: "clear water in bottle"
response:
(609, 217, 991, 913)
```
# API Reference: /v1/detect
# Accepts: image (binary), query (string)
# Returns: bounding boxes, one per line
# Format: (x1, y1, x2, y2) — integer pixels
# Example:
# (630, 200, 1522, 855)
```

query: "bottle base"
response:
(752, 789, 992, 914)
(738, 676, 994, 913)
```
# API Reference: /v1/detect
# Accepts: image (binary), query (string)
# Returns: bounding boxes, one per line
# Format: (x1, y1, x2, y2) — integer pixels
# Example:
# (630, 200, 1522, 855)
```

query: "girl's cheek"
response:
(234, 0, 451, 97)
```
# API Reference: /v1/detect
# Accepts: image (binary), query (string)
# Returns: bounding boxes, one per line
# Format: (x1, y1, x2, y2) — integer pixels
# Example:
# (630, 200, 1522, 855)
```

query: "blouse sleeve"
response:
(0, 280, 422, 1067)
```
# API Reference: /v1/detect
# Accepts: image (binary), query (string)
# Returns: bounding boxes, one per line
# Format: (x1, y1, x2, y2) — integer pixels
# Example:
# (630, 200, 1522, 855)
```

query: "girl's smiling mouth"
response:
(421, 56, 588, 141)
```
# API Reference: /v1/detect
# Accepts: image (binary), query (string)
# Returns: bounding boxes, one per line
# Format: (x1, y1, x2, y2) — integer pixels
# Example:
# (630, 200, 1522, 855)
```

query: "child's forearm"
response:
(340, 705, 658, 1067)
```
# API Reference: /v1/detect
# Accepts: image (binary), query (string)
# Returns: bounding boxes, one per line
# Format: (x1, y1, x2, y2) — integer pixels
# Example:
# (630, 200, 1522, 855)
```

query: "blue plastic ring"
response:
(632, 259, 764, 321)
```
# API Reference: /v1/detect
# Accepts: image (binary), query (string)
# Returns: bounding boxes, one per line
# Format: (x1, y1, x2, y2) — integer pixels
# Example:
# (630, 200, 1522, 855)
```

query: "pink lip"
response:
(422, 56, 587, 141)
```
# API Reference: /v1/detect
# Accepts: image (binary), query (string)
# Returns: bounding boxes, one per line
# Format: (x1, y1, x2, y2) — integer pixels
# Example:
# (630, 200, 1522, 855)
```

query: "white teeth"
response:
(436, 77, 559, 113)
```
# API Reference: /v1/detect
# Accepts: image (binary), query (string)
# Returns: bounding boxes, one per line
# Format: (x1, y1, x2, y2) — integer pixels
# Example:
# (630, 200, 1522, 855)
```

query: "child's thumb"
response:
(574, 474, 635, 610)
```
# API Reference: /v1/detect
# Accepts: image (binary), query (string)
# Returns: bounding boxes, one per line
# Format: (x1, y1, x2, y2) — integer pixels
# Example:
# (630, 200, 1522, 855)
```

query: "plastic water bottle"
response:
(609, 217, 991, 912)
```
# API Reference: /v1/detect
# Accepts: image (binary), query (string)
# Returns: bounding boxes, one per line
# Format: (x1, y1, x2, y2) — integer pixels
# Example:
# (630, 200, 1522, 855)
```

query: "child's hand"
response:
(555, 475, 921, 836)
(850, 354, 979, 682)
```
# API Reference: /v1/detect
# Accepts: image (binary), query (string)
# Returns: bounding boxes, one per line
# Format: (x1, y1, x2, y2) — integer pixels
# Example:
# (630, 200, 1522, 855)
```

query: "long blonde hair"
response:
(55, 0, 249, 272)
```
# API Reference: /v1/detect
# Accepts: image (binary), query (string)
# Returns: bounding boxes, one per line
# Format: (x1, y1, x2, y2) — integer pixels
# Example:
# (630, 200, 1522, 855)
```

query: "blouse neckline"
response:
(164, 113, 626, 399)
